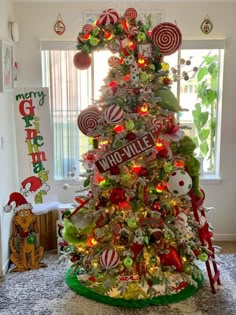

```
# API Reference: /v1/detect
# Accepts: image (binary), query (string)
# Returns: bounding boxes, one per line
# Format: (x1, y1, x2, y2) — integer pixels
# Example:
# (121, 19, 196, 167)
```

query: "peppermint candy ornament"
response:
(100, 249, 120, 270)
(82, 24, 94, 34)
(126, 25, 138, 37)
(108, 56, 120, 67)
(77, 106, 100, 136)
(167, 169, 192, 196)
(104, 104, 124, 124)
(124, 8, 138, 20)
(98, 8, 119, 25)
(152, 118, 163, 132)
(151, 22, 182, 55)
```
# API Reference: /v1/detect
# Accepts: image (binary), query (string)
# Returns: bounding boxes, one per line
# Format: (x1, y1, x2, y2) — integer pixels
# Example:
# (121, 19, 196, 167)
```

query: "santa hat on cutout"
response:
(20, 176, 43, 196)
(4, 192, 32, 213)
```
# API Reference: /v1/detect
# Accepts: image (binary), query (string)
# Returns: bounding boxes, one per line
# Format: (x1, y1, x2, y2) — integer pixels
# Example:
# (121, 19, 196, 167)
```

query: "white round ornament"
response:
(167, 169, 192, 196)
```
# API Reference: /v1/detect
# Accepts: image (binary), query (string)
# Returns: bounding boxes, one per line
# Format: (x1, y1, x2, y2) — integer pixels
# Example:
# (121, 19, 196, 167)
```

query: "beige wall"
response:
(10, 1, 236, 245)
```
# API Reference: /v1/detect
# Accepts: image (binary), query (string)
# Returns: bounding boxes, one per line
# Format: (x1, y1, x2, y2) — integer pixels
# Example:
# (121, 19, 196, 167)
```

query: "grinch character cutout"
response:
(4, 192, 47, 272)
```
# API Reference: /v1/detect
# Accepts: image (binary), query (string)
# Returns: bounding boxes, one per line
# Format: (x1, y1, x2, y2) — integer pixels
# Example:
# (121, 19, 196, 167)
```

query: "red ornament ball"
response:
(109, 188, 126, 205)
(163, 77, 171, 85)
(73, 52, 92, 70)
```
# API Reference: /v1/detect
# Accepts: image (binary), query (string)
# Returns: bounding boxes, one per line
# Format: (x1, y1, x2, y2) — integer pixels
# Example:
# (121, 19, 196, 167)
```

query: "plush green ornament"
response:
(62, 218, 81, 244)
(156, 88, 180, 112)
(177, 136, 196, 155)
(175, 136, 203, 198)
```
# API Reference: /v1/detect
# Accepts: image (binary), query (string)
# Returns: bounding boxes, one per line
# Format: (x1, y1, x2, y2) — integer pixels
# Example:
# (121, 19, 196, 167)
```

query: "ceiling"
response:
(11, 0, 236, 3)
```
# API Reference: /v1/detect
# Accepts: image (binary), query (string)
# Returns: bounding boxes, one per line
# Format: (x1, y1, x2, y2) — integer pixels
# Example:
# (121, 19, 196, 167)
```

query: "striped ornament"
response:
(98, 8, 119, 25)
(104, 104, 124, 124)
(100, 249, 120, 270)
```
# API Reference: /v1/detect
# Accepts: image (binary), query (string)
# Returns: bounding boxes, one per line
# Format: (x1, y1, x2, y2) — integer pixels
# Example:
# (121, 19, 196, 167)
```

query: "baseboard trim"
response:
(2, 259, 10, 276)
(213, 234, 236, 241)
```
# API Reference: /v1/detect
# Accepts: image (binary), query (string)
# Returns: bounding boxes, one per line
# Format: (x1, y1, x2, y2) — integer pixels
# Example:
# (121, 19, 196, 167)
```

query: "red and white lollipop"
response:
(100, 249, 120, 270)
(124, 8, 138, 20)
(104, 104, 124, 124)
(98, 8, 119, 25)
(77, 106, 100, 136)
(82, 24, 94, 34)
(151, 22, 182, 55)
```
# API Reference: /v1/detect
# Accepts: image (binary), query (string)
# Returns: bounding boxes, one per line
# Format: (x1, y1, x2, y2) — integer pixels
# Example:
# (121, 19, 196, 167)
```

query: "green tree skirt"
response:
(65, 268, 204, 308)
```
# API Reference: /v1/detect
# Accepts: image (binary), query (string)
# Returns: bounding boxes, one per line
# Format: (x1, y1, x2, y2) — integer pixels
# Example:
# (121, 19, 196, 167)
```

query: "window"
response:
(41, 40, 224, 181)
(165, 40, 224, 178)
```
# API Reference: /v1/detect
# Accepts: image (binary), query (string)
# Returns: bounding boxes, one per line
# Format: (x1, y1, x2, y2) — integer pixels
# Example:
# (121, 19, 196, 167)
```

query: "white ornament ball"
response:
(167, 169, 192, 196)
(63, 183, 70, 190)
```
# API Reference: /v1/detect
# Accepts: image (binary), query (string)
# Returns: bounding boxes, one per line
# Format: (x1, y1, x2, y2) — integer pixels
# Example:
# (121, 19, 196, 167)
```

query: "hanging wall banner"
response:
(14, 88, 54, 204)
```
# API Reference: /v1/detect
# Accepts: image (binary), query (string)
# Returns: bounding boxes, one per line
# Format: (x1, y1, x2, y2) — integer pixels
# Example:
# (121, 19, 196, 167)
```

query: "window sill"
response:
(200, 174, 222, 185)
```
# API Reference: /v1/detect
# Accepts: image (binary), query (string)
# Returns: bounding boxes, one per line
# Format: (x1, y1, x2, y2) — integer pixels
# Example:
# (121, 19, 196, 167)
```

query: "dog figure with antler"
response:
(4, 192, 47, 272)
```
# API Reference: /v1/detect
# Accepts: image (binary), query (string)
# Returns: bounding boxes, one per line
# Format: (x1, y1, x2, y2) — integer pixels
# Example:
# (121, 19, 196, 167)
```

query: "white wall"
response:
(12, 1, 236, 242)
(0, 0, 18, 276)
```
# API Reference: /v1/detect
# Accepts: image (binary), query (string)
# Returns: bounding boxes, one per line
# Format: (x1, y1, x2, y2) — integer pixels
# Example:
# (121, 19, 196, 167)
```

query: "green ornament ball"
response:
(124, 256, 133, 268)
(90, 36, 100, 46)
(198, 252, 208, 262)
(127, 218, 137, 229)
(27, 235, 35, 244)
(140, 72, 149, 82)
(138, 32, 146, 41)
(126, 120, 135, 130)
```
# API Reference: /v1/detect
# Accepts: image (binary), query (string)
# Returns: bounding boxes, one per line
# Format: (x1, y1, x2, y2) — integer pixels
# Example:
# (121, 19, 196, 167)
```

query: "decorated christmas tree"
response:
(63, 8, 220, 307)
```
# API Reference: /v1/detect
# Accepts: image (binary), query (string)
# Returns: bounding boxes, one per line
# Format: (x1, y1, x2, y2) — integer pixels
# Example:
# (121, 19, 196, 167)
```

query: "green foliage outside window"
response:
(192, 55, 219, 171)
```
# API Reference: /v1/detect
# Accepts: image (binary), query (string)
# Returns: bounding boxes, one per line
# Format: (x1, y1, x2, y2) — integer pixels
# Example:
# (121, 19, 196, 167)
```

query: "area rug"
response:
(0, 252, 235, 315)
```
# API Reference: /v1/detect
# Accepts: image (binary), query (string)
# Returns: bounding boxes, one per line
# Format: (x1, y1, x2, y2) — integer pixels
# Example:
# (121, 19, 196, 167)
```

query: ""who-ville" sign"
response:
(95, 132, 156, 173)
